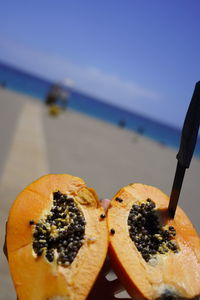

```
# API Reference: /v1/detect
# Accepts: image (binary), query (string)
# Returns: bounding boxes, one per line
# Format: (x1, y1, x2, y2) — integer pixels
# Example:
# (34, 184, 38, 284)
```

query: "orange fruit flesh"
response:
(107, 183, 200, 300)
(7, 174, 108, 300)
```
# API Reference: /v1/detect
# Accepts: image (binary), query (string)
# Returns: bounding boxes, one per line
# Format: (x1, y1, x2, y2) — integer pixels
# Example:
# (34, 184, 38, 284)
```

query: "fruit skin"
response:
(6, 174, 108, 300)
(107, 183, 200, 300)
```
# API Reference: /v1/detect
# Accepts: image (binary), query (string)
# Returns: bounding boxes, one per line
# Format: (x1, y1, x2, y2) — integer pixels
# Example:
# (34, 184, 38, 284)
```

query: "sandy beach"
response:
(0, 89, 199, 299)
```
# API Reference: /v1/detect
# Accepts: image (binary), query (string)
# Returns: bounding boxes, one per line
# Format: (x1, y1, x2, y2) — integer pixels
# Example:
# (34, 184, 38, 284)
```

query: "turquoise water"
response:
(0, 61, 199, 157)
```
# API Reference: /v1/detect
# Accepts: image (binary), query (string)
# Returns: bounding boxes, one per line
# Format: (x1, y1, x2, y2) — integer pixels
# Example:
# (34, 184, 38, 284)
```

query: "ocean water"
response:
(0, 61, 199, 157)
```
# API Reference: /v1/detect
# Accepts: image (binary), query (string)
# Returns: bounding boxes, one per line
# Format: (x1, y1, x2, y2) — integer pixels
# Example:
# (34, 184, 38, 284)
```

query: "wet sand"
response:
(0, 89, 199, 299)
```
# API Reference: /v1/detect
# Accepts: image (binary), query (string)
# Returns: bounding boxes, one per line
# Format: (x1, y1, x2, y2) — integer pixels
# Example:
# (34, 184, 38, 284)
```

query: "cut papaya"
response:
(6, 174, 108, 300)
(107, 183, 200, 300)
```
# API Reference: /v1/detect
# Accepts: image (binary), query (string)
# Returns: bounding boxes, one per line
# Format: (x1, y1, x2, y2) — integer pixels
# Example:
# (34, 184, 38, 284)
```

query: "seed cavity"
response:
(32, 191, 86, 266)
(128, 198, 179, 262)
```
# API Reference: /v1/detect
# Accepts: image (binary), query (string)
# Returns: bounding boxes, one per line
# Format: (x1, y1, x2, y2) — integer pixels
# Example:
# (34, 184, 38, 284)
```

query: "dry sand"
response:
(0, 89, 199, 299)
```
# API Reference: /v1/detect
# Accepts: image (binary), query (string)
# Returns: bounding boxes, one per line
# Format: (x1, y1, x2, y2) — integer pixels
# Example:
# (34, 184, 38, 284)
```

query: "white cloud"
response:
(0, 37, 161, 111)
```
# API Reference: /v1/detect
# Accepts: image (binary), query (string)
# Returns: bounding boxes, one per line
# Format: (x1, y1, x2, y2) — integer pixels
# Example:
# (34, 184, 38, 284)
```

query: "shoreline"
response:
(2, 84, 199, 158)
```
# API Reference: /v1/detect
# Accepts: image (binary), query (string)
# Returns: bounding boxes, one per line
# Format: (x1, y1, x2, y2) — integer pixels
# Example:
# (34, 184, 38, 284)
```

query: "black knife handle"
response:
(176, 81, 200, 168)
(168, 162, 186, 219)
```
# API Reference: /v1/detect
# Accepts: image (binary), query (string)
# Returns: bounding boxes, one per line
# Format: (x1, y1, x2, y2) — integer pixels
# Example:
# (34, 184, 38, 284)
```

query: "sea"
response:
(0, 61, 199, 157)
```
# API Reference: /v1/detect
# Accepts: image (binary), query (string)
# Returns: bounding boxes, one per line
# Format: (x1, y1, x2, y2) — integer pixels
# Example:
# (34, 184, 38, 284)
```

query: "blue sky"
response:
(0, 0, 200, 128)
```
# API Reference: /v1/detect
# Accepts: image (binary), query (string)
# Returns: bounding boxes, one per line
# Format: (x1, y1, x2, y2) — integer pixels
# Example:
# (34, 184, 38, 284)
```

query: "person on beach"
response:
(45, 83, 60, 106)
(118, 119, 126, 128)
(45, 83, 69, 115)
(0, 80, 6, 88)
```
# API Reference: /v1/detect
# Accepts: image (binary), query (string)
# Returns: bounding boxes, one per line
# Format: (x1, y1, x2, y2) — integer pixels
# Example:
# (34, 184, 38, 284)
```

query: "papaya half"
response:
(6, 174, 108, 300)
(107, 183, 200, 300)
